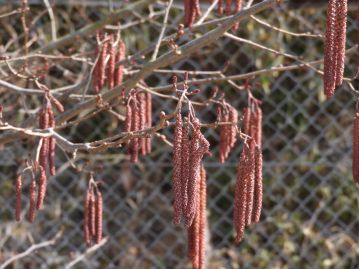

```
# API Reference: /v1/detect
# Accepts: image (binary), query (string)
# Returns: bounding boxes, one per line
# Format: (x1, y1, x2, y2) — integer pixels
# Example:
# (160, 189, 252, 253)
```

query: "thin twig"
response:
(64, 238, 108, 269)
(0, 231, 62, 269)
(151, 0, 174, 61)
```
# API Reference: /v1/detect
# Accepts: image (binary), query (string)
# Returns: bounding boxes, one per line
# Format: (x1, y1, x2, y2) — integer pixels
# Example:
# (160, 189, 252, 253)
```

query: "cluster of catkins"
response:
(93, 32, 126, 94)
(184, 0, 201, 27)
(324, 0, 348, 97)
(84, 181, 103, 246)
(172, 108, 210, 269)
(124, 88, 152, 162)
(15, 92, 63, 222)
(15, 164, 44, 223)
(234, 101, 263, 242)
(217, 101, 239, 163)
(183, 0, 243, 28)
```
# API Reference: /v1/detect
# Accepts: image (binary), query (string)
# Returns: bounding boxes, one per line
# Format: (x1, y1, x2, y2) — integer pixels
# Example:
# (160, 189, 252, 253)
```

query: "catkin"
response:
(39, 106, 50, 170)
(47, 105, 56, 176)
(334, 0, 347, 87)
(172, 110, 183, 225)
(184, 0, 201, 27)
(352, 113, 359, 184)
(252, 146, 263, 223)
(181, 119, 190, 215)
(36, 165, 47, 209)
(198, 165, 207, 269)
(188, 164, 206, 269)
(114, 40, 126, 87)
(233, 143, 250, 242)
(138, 93, 147, 156)
(130, 96, 140, 163)
(90, 192, 96, 238)
(185, 119, 210, 228)
(95, 189, 103, 244)
(107, 35, 115, 90)
(15, 174, 22, 222)
(84, 189, 91, 246)
(324, 0, 348, 97)
(145, 91, 152, 154)
(28, 177, 37, 223)
(245, 139, 256, 226)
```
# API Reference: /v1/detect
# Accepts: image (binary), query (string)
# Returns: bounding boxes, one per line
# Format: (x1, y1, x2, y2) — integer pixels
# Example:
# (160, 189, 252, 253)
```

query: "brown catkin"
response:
(243, 107, 252, 136)
(98, 40, 108, 91)
(228, 105, 238, 151)
(188, 200, 200, 269)
(15, 174, 22, 222)
(28, 177, 37, 223)
(36, 165, 47, 209)
(145, 91, 152, 154)
(47, 105, 56, 176)
(324, 0, 338, 97)
(172, 110, 183, 225)
(352, 113, 359, 184)
(114, 40, 125, 87)
(245, 138, 256, 226)
(130, 96, 140, 163)
(90, 192, 96, 238)
(198, 165, 207, 269)
(107, 35, 115, 89)
(226, 0, 232, 15)
(95, 189, 103, 244)
(84, 190, 91, 246)
(252, 146, 263, 223)
(218, 0, 223, 14)
(334, 0, 347, 87)
(234, 143, 250, 242)
(138, 93, 147, 156)
(185, 119, 210, 228)
(39, 106, 50, 170)
(184, 0, 191, 27)
(181, 119, 190, 215)
(125, 101, 132, 133)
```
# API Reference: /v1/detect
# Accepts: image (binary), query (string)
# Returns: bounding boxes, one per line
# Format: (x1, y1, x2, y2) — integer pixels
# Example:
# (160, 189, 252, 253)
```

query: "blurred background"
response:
(0, 1, 358, 268)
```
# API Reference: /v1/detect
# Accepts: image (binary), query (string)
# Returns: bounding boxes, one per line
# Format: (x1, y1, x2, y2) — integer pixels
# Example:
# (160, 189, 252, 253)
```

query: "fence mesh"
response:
(0, 1, 358, 269)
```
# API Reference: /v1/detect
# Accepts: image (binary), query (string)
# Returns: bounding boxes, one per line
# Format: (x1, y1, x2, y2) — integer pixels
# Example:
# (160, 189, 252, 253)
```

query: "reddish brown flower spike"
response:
(84, 189, 91, 246)
(352, 113, 359, 184)
(36, 165, 47, 209)
(95, 189, 103, 244)
(334, 0, 347, 87)
(15, 174, 22, 222)
(172, 110, 183, 225)
(107, 35, 115, 90)
(245, 139, 256, 226)
(28, 177, 37, 223)
(90, 192, 96, 238)
(252, 146, 263, 223)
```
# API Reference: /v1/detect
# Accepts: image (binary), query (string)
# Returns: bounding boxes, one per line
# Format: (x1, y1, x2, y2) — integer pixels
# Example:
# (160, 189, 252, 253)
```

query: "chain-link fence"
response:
(0, 1, 358, 269)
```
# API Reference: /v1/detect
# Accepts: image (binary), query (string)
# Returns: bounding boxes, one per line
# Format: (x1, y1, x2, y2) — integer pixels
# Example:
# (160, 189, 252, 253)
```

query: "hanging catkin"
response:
(185, 119, 210, 228)
(114, 40, 126, 87)
(334, 0, 347, 87)
(324, 0, 348, 97)
(184, 0, 201, 27)
(352, 113, 359, 184)
(188, 164, 206, 269)
(172, 109, 183, 225)
(107, 35, 115, 90)
(95, 188, 103, 244)
(181, 118, 190, 215)
(252, 146, 263, 223)
(244, 138, 256, 226)
(36, 165, 47, 209)
(84, 189, 91, 246)
(28, 177, 37, 223)
(47, 104, 56, 176)
(15, 174, 22, 222)
(198, 165, 207, 269)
